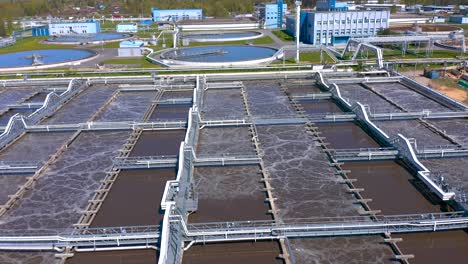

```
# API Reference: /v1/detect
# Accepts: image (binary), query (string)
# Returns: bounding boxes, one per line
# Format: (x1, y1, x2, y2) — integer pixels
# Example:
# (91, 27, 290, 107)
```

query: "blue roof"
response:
(120, 40, 144, 47)
(423, 5, 454, 9)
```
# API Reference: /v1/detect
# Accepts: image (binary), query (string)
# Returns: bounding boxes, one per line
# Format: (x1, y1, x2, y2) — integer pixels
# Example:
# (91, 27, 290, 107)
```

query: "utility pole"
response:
(295, 1, 301, 63)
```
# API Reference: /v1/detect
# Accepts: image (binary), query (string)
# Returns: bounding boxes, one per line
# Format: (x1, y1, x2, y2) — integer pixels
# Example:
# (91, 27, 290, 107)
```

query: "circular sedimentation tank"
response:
(181, 31, 263, 42)
(0, 49, 97, 70)
(46, 33, 131, 44)
(156, 45, 281, 67)
(390, 24, 462, 34)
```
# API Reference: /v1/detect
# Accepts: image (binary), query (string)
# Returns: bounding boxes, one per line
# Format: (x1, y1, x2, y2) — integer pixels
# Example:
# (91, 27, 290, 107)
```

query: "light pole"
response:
(295, 1, 302, 63)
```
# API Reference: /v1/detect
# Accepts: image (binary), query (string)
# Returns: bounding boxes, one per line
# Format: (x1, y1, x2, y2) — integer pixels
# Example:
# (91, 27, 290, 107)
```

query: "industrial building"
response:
(151, 7, 203, 22)
(257, 1, 288, 29)
(449, 16, 468, 24)
(422, 5, 455, 13)
(286, 0, 389, 45)
(359, 3, 406, 12)
(116, 23, 138, 33)
(31, 25, 49, 37)
(48, 21, 101, 36)
(118, 40, 144, 57)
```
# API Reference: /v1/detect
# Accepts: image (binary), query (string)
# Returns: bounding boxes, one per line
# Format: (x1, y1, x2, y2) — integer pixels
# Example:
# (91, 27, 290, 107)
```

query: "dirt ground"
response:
(402, 70, 468, 106)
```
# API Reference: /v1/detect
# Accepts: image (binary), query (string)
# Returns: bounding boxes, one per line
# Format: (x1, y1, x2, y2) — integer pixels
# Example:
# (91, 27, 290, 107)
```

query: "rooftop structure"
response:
(317, 0, 348, 11)
(422, 5, 456, 13)
(119, 40, 144, 48)
(359, 3, 406, 12)
(116, 23, 138, 33)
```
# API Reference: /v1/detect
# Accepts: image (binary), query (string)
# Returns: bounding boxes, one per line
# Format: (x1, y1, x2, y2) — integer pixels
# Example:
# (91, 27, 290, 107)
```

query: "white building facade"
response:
(116, 23, 138, 33)
(152, 8, 203, 22)
(287, 10, 389, 45)
(48, 21, 101, 35)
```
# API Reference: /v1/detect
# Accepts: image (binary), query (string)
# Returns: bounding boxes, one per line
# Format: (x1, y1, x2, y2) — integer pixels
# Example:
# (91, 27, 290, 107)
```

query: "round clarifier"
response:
(181, 31, 263, 42)
(46, 33, 131, 44)
(156, 45, 281, 67)
(0, 49, 97, 69)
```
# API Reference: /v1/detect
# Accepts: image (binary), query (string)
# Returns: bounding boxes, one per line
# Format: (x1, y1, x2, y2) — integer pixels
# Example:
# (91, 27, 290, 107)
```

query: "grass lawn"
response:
(272, 30, 294, 42)
(383, 48, 460, 60)
(395, 62, 459, 71)
(90, 41, 121, 49)
(101, 57, 160, 68)
(0, 37, 72, 54)
(274, 51, 335, 64)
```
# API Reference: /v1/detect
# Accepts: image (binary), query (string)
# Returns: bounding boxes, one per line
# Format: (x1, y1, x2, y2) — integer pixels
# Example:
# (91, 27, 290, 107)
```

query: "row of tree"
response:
(1, 0, 466, 20)
(0, 0, 321, 19)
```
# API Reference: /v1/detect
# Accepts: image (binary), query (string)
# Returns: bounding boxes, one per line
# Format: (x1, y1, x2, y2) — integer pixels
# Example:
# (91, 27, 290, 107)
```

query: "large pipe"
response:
(295, 1, 302, 63)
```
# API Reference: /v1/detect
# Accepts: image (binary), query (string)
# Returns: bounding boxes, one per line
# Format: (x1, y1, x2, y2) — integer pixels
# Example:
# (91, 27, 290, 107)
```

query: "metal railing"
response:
(113, 155, 179, 169)
(154, 98, 193, 105)
(331, 147, 398, 161)
(290, 93, 333, 100)
(25, 79, 86, 124)
(0, 160, 42, 174)
(194, 154, 260, 166)
(0, 212, 466, 251)
(0, 114, 27, 150)
(25, 120, 187, 132)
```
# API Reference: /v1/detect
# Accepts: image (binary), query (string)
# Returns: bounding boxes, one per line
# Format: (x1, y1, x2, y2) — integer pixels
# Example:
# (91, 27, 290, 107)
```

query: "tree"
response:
(390, 5, 398, 14)
(0, 19, 6, 37)
(378, 0, 384, 4)
(6, 17, 13, 35)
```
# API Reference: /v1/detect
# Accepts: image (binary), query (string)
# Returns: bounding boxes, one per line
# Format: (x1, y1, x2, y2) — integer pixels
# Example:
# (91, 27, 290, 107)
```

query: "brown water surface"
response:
(148, 104, 191, 121)
(317, 122, 380, 149)
(91, 169, 176, 227)
(130, 130, 186, 157)
(189, 166, 271, 223)
(342, 161, 444, 214)
(66, 250, 157, 264)
(182, 241, 284, 264)
(300, 100, 345, 115)
(398, 230, 468, 264)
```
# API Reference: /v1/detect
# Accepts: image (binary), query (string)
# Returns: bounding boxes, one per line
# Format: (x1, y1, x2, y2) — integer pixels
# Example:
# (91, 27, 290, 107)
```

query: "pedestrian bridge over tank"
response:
(0, 212, 465, 252)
